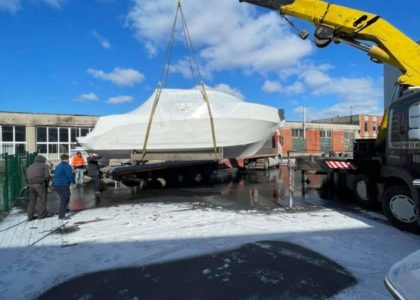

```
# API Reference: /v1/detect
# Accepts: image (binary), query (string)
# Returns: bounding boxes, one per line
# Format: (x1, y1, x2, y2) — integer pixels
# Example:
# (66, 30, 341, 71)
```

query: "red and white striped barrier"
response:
(325, 160, 357, 170)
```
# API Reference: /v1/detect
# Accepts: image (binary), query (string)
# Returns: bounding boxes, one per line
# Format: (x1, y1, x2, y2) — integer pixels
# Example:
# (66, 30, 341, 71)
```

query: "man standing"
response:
(54, 154, 75, 220)
(71, 151, 86, 186)
(26, 155, 50, 221)
(87, 152, 101, 194)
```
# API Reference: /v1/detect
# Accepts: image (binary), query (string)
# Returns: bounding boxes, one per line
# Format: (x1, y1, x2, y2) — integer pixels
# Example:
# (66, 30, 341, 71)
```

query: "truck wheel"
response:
(352, 175, 377, 207)
(382, 185, 420, 233)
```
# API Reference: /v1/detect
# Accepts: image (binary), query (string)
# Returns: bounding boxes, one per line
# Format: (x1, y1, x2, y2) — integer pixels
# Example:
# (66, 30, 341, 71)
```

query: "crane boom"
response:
(240, 0, 420, 87)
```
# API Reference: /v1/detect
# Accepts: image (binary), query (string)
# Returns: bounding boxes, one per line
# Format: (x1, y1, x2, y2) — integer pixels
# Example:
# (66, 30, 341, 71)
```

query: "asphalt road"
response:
(33, 166, 388, 300)
(39, 240, 356, 300)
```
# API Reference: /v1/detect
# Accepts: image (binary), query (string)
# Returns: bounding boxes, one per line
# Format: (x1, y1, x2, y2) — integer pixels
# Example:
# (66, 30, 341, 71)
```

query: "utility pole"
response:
(303, 105, 306, 140)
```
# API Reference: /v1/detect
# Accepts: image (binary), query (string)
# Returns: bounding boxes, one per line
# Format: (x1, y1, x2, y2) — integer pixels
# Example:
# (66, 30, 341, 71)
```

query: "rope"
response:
(141, 83, 163, 160)
(141, 3, 179, 161)
(141, 0, 220, 161)
(200, 82, 219, 160)
(179, 3, 219, 160)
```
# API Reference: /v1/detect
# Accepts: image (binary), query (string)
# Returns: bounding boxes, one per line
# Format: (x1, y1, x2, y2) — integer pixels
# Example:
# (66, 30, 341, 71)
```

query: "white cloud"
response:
(264, 61, 383, 118)
(92, 30, 111, 49)
(126, 0, 312, 74)
(74, 92, 99, 102)
(0, 0, 21, 12)
(0, 0, 66, 13)
(211, 83, 244, 99)
(144, 41, 157, 58)
(297, 70, 382, 118)
(41, 0, 66, 9)
(106, 95, 134, 104)
(262, 80, 304, 95)
(87, 67, 144, 86)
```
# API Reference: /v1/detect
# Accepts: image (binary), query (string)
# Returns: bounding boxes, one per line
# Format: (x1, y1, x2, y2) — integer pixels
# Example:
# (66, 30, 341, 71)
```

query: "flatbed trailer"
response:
(111, 160, 219, 188)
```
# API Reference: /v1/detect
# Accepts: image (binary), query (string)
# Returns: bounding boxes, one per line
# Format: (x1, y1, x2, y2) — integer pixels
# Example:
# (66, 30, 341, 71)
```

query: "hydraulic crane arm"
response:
(240, 0, 420, 87)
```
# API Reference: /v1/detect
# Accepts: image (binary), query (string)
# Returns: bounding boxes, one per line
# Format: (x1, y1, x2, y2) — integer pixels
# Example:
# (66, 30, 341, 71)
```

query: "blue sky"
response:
(0, 0, 418, 121)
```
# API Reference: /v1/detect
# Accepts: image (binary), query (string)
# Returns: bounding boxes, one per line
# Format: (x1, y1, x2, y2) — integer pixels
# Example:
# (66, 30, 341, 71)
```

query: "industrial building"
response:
(312, 114, 383, 139)
(280, 121, 359, 156)
(0, 111, 98, 160)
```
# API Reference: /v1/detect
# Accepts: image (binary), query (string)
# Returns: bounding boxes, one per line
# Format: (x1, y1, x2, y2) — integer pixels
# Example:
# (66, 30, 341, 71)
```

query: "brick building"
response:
(313, 114, 383, 139)
(280, 121, 359, 156)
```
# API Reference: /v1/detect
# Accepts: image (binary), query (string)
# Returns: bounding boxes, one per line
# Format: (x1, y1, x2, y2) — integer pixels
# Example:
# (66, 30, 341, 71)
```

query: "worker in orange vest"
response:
(71, 151, 86, 186)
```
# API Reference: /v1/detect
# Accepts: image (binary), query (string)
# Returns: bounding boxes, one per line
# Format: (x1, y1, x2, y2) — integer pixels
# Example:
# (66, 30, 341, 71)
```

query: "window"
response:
(2, 126, 13, 142)
(48, 144, 58, 154)
(0, 125, 27, 155)
(2, 143, 14, 154)
(292, 129, 304, 138)
(320, 130, 332, 138)
(59, 128, 69, 143)
(48, 128, 58, 142)
(15, 144, 26, 154)
(15, 126, 26, 142)
(59, 144, 69, 154)
(37, 144, 47, 154)
(71, 128, 79, 142)
(36, 126, 92, 159)
(344, 131, 355, 139)
(80, 128, 90, 137)
(37, 127, 47, 142)
(364, 121, 369, 132)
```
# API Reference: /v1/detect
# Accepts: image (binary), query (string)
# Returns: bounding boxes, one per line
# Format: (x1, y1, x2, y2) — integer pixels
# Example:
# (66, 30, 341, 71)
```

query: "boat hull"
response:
(78, 89, 282, 159)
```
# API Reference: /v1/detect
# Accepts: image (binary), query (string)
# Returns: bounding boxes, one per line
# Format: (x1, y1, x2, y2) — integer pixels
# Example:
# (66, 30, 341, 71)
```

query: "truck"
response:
(240, 0, 420, 232)
(240, 131, 283, 170)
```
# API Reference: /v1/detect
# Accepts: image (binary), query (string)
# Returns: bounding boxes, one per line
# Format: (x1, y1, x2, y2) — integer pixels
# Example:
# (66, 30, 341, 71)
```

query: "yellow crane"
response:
(239, 0, 420, 87)
(240, 0, 420, 234)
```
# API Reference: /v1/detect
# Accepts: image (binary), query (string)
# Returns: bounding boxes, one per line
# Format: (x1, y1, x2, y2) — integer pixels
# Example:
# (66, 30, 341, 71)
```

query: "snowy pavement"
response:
(1, 197, 419, 299)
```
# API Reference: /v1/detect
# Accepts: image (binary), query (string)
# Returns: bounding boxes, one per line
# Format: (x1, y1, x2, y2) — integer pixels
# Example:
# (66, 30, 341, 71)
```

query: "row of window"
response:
(364, 121, 379, 133)
(0, 126, 26, 155)
(292, 129, 356, 139)
(36, 127, 93, 158)
(0, 125, 93, 157)
(36, 127, 91, 143)
(1, 125, 26, 142)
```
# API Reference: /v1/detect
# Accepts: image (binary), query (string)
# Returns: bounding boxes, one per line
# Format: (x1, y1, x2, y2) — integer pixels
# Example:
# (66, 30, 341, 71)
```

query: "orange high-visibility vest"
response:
(72, 156, 86, 167)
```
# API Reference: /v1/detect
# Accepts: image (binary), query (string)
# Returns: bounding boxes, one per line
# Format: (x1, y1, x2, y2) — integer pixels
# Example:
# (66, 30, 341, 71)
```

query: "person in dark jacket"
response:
(87, 152, 101, 193)
(54, 153, 75, 220)
(26, 155, 50, 221)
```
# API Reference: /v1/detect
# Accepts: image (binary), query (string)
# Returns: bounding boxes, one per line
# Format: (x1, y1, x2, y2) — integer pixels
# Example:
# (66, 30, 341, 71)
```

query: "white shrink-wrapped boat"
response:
(78, 89, 283, 160)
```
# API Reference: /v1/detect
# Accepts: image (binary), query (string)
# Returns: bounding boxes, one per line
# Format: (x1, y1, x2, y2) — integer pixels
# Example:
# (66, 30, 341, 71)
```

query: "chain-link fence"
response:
(0, 152, 37, 212)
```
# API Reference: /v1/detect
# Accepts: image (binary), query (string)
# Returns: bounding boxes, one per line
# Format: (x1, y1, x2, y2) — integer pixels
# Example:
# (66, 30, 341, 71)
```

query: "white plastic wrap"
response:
(78, 88, 282, 159)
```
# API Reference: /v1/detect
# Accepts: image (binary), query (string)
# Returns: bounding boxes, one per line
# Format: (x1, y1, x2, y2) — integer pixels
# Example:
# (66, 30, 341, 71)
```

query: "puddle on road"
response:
(39, 241, 356, 300)
(30, 166, 335, 216)
(58, 167, 327, 213)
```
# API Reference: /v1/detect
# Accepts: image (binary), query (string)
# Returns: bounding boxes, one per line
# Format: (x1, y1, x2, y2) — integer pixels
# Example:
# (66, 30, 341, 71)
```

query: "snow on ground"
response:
(0, 199, 419, 299)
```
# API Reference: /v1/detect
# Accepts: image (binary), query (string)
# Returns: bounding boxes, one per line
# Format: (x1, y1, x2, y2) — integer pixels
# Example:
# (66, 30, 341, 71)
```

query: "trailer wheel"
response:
(382, 185, 420, 233)
(352, 175, 376, 207)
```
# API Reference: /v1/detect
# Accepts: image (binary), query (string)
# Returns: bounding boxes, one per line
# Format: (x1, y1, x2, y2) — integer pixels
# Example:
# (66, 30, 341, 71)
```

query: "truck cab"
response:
(380, 89, 420, 232)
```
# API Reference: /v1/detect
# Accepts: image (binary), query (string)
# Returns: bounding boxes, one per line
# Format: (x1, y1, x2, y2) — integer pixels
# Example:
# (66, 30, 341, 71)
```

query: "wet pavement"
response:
(44, 166, 329, 215)
(5, 165, 402, 300)
(39, 241, 356, 300)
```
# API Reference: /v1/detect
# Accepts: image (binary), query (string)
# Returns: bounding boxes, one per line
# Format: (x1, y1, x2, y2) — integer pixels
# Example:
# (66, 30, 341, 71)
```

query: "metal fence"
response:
(0, 152, 37, 212)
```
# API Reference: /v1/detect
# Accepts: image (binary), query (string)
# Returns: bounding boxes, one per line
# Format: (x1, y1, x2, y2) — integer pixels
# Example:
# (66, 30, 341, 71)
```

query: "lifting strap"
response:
(141, 0, 219, 161)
